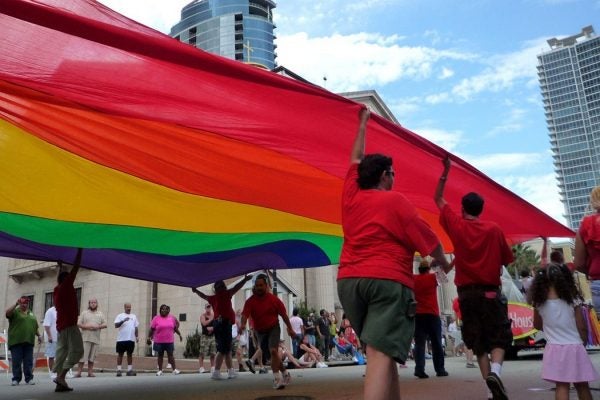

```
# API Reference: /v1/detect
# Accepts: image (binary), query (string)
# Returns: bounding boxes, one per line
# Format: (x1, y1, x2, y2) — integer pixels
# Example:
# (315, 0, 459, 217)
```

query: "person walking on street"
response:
(530, 263, 598, 400)
(241, 274, 296, 390)
(338, 107, 450, 400)
(574, 186, 600, 309)
(192, 274, 252, 380)
(412, 260, 448, 379)
(114, 303, 139, 377)
(435, 157, 513, 400)
(43, 305, 58, 380)
(6, 296, 42, 386)
(53, 248, 84, 392)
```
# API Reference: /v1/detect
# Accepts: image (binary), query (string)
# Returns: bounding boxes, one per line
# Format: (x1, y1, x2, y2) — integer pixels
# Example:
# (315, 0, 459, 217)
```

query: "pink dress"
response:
(538, 299, 599, 383)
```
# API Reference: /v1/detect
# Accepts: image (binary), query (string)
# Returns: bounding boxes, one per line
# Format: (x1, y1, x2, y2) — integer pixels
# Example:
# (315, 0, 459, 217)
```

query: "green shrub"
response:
(183, 326, 201, 358)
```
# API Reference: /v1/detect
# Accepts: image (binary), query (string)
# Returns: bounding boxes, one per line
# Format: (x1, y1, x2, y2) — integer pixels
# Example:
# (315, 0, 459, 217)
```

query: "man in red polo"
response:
(435, 157, 513, 400)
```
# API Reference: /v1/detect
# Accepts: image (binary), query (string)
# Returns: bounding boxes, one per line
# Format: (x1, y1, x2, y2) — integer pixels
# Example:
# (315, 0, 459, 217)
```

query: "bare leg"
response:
(117, 353, 124, 368)
(363, 344, 401, 400)
(555, 382, 570, 400)
(157, 353, 164, 371)
(476, 353, 490, 379)
(126, 353, 133, 368)
(225, 352, 233, 369)
(270, 347, 284, 374)
(88, 361, 95, 376)
(167, 352, 176, 370)
(574, 382, 593, 400)
(198, 355, 204, 370)
(215, 352, 224, 370)
(76, 362, 83, 377)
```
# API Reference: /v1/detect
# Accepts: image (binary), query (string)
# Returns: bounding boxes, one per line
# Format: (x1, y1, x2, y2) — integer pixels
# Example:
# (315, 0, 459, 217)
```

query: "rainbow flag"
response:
(0, 0, 574, 286)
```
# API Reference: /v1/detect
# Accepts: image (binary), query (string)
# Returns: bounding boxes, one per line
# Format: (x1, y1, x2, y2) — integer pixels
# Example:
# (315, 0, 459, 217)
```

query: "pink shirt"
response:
(151, 315, 177, 343)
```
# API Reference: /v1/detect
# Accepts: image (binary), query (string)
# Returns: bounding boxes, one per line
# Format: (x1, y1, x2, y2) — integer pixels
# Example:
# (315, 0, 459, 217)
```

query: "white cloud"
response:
(98, 0, 189, 33)
(486, 108, 527, 137)
(498, 174, 566, 224)
(450, 39, 547, 100)
(277, 32, 475, 92)
(438, 67, 455, 79)
(412, 127, 463, 152)
(464, 152, 544, 172)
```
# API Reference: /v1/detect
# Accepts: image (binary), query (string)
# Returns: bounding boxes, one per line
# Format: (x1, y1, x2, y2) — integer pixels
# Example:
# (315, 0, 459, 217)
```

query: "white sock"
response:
(491, 362, 502, 376)
(117, 366, 122, 371)
(127, 365, 133, 371)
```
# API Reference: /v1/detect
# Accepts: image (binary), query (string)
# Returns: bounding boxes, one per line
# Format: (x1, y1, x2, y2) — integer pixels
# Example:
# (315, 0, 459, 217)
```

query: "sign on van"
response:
(508, 302, 538, 339)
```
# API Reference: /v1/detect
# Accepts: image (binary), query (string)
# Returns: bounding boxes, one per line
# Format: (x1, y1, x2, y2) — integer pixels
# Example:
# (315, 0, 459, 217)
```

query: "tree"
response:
(508, 243, 540, 279)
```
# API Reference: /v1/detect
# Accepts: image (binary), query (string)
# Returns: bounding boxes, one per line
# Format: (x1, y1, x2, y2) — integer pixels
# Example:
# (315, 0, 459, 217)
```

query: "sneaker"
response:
(26, 380, 35, 385)
(259, 367, 268, 374)
(414, 371, 429, 379)
(199, 367, 205, 374)
(210, 366, 215, 374)
(245, 360, 256, 374)
(156, 370, 163, 376)
(126, 370, 136, 376)
(272, 376, 285, 390)
(316, 362, 328, 368)
(282, 371, 291, 385)
(436, 370, 449, 377)
(50, 372, 57, 380)
(11, 380, 18, 386)
(66, 370, 75, 379)
(227, 368, 237, 379)
(173, 369, 181, 375)
(116, 370, 122, 377)
(466, 362, 477, 368)
(211, 370, 222, 380)
(485, 372, 508, 400)
(238, 363, 246, 372)
(166, 363, 172, 369)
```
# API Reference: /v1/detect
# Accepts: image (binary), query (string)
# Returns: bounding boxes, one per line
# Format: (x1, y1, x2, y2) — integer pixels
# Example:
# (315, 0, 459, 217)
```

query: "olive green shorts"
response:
(338, 278, 415, 363)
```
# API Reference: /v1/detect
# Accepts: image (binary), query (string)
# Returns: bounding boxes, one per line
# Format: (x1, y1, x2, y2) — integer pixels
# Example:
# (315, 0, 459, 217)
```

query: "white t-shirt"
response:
(43, 306, 57, 342)
(537, 299, 582, 345)
(290, 315, 303, 335)
(114, 313, 139, 342)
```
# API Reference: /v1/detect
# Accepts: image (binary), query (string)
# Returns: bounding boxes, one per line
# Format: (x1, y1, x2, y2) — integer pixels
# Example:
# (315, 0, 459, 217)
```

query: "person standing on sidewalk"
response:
(43, 305, 58, 380)
(435, 156, 513, 400)
(147, 304, 183, 376)
(6, 296, 42, 386)
(76, 298, 107, 377)
(114, 303, 139, 377)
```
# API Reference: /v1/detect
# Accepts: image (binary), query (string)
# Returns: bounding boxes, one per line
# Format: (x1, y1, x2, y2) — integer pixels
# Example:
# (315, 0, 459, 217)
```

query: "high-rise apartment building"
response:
(170, 0, 277, 69)
(537, 26, 600, 229)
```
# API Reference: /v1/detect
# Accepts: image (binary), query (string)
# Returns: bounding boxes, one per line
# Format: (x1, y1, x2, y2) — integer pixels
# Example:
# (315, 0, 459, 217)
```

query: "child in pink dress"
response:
(530, 263, 598, 400)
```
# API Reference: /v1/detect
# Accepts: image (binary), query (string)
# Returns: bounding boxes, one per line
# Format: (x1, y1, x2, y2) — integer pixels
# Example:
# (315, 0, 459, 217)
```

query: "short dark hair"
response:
(357, 153, 393, 189)
(462, 192, 484, 216)
(255, 273, 269, 286)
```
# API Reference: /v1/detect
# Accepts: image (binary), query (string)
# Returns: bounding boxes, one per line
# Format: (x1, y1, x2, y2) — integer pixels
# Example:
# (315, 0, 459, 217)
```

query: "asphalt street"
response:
(1, 351, 599, 400)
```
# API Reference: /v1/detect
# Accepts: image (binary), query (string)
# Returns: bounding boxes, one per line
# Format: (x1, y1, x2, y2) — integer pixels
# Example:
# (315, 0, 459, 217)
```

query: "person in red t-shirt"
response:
(192, 274, 252, 380)
(240, 274, 295, 390)
(412, 260, 448, 379)
(435, 157, 513, 400)
(338, 107, 450, 400)
(53, 248, 84, 393)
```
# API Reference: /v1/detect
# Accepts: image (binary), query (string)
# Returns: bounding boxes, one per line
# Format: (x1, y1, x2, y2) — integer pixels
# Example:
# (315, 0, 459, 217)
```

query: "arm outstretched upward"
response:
(350, 107, 370, 164)
(434, 156, 450, 211)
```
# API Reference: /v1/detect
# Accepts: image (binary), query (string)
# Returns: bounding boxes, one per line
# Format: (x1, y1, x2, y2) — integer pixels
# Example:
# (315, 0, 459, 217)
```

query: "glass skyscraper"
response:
(170, 0, 277, 69)
(537, 26, 600, 229)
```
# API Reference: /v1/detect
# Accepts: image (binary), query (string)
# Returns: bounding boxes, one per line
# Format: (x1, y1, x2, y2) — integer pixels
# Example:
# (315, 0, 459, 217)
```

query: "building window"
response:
(44, 292, 54, 313)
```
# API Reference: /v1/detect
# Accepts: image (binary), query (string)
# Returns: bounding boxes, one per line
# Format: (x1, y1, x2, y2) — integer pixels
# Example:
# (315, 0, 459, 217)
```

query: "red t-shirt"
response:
(579, 213, 600, 280)
(54, 273, 79, 332)
(208, 290, 235, 322)
(242, 292, 286, 332)
(439, 204, 513, 287)
(338, 164, 440, 289)
(414, 273, 439, 315)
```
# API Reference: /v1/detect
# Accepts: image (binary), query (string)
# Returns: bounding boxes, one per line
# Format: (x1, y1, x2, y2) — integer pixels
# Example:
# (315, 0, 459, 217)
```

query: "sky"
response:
(98, 0, 600, 228)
